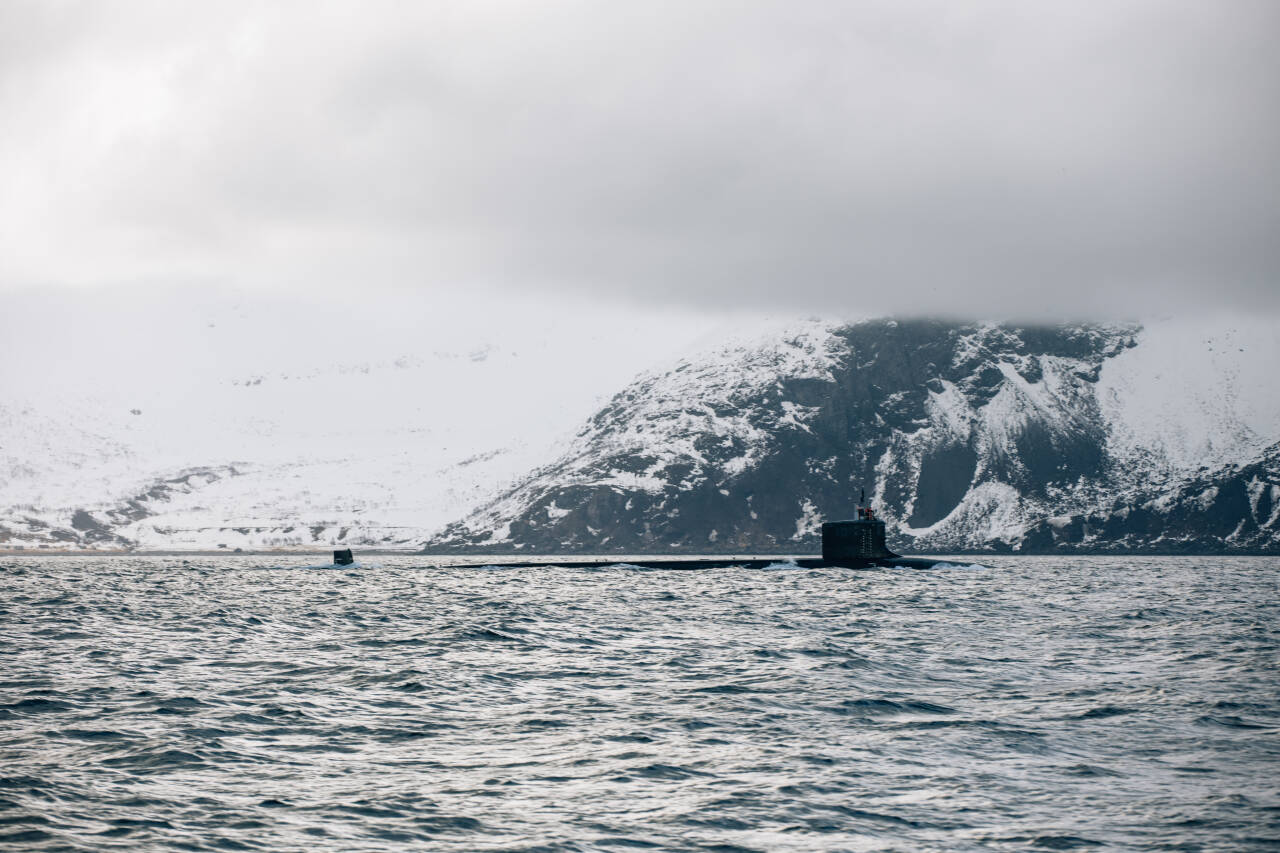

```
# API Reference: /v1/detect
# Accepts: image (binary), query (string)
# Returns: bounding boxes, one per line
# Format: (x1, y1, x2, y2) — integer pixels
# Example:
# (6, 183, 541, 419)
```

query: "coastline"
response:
(3, 549, 1278, 559)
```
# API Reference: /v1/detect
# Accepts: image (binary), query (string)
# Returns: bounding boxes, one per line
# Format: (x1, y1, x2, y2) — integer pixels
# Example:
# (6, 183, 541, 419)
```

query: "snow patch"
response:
(1097, 317, 1280, 476)
(793, 498, 821, 540)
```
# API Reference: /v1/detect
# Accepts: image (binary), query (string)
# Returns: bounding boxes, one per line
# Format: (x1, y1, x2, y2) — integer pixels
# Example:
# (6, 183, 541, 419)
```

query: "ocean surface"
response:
(1, 556, 1277, 852)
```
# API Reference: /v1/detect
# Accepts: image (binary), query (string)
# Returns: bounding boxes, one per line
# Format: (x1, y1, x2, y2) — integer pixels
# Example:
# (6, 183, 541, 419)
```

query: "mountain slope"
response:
(428, 319, 1280, 554)
(0, 290, 712, 551)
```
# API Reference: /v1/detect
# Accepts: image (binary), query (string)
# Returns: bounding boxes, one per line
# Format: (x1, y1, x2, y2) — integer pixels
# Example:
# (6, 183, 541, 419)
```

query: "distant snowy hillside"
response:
(428, 317, 1280, 555)
(0, 289, 709, 551)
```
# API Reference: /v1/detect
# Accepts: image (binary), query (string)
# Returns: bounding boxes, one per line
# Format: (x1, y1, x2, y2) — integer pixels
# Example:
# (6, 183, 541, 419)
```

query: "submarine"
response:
(442, 496, 956, 570)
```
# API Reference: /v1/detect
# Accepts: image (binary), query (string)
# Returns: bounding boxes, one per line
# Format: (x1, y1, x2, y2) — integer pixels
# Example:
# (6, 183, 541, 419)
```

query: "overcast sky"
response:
(2, 0, 1277, 320)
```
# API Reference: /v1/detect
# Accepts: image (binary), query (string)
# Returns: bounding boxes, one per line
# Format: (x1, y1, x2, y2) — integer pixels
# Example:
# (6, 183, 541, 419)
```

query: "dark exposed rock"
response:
(0, 465, 243, 550)
(427, 320, 1279, 555)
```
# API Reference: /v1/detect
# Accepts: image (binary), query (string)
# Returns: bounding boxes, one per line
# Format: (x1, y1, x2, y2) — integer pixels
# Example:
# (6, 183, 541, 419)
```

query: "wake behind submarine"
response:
(441, 495, 958, 570)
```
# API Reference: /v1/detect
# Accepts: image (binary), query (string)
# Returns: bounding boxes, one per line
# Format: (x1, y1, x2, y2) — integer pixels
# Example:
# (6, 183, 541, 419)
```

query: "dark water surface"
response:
(1, 556, 1277, 852)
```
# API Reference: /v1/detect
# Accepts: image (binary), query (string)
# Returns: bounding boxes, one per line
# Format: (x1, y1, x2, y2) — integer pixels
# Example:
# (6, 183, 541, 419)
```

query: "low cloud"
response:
(1, 0, 1277, 319)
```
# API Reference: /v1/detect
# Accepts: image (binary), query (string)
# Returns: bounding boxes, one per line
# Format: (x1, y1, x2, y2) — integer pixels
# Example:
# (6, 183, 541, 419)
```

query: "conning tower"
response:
(820, 491, 895, 564)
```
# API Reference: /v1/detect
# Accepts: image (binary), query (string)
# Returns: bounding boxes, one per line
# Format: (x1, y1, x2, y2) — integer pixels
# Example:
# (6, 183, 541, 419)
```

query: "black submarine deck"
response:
(438, 554, 947, 570)
(435, 515, 958, 570)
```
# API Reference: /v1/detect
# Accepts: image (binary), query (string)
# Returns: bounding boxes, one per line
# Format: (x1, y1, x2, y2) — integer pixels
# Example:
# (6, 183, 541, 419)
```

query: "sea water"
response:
(0, 556, 1276, 851)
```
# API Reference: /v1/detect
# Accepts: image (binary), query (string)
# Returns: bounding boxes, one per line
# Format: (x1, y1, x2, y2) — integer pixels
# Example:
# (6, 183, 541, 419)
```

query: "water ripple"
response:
(0, 555, 1277, 851)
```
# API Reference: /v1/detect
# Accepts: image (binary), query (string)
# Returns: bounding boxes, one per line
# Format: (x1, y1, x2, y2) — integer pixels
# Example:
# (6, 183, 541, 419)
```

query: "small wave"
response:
(1030, 835, 1102, 849)
(1196, 714, 1269, 730)
(410, 816, 483, 832)
(39, 630, 95, 640)
(634, 763, 712, 780)
(1073, 705, 1134, 720)
(827, 805, 922, 827)
(392, 681, 430, 693)
(1062, 763, 1124, 778)
(604, 732, 655, 743)
(1119, 608, 1171, 620)
(356, 668, 431, 685)
(228, 707, 314, 727)
(332, 803, 406, 820)
(691, 682, 763, 695)
(1211, 699, 1273, 712)
(376, 726, 458, 742)
(152, 696, 210, 714)
(355, 635, 429, 647)
(450, 626, 529, 643)
(32, 594, 75, 606)
(102, 748, 207, 771)
(2, 697, 74, 714)
(833, 698, 957, 715)
(106, 817, 174, 830)
(519, 718, 571, 730)
(0, 776, 46, 791)
(53, 728, 131, 741)
(893, 719, 1044, 739)
(0, 829, 53, 844)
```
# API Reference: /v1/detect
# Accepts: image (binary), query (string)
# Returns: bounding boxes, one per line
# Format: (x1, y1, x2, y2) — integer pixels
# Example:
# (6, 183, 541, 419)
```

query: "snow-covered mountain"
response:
(5, 302, 1278, 555)
(428, 318, 1280, 555)
(0, 289, 710, 551)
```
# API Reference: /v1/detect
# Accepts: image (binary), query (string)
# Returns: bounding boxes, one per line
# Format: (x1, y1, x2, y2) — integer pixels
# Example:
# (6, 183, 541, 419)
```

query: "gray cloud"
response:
(1, 0, 1277, 318)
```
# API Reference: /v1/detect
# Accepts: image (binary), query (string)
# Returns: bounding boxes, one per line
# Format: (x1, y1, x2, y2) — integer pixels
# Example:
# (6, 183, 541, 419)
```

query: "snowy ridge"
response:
(429, 319, 1280, 554)
(436, 319, 849, 547)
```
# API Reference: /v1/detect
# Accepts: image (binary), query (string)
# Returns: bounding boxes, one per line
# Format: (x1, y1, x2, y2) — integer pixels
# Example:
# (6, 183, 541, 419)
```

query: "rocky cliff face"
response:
(428, 320, 1280, 554)
(1018, 445, 1280, 554)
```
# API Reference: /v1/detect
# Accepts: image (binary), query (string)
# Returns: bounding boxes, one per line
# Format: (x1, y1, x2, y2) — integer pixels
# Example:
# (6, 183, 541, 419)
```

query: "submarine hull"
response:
(438, 555, 954, 570)
(437, 516, 966, 570)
